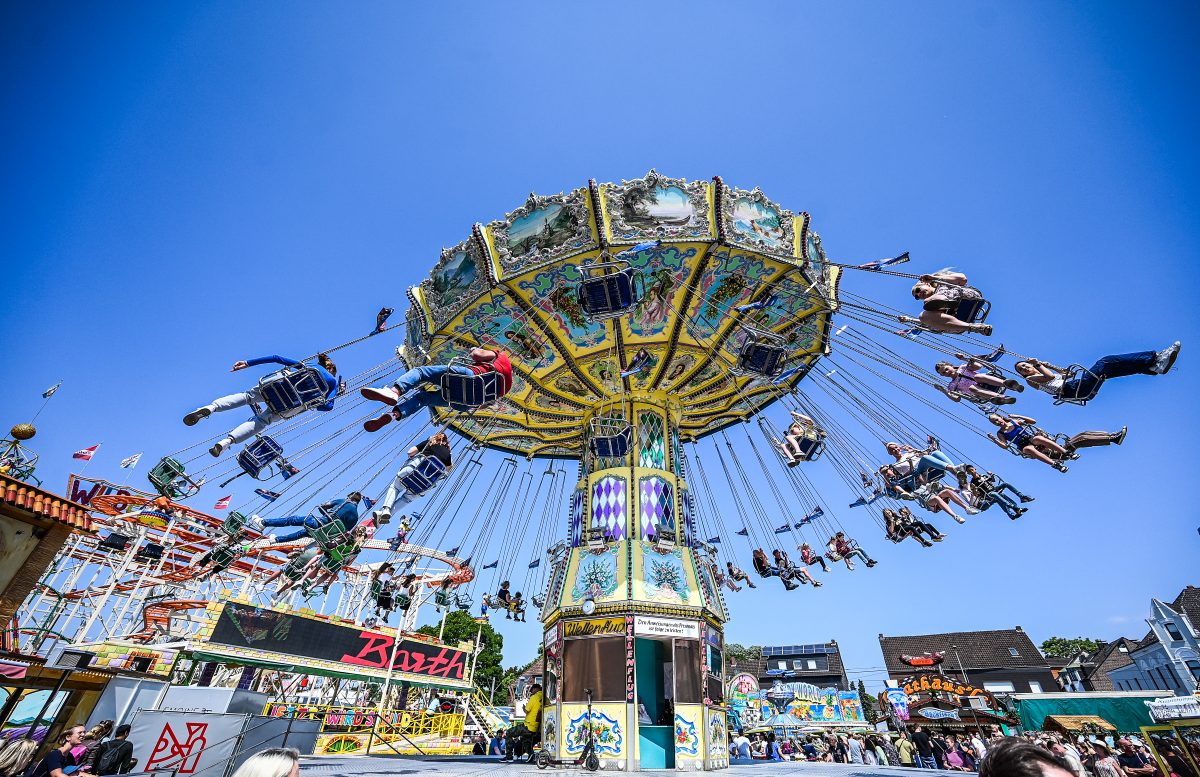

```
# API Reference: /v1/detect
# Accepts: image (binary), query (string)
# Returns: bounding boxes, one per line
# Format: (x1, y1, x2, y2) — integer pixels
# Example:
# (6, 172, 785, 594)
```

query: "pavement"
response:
(299, 755, 959, 777)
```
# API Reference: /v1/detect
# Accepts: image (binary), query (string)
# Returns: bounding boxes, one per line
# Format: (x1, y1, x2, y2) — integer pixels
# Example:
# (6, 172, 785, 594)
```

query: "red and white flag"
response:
(72, 444, 100, 461)
(214, 495, 231, 510)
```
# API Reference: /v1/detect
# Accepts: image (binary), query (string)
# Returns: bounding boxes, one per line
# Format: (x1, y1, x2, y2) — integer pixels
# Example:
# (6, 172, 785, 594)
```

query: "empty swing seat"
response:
(147, 457, 201, 499)
(735, 341, 787, 378)
(98, 532, 131, 552)
(590, 419, 633, 458)
(454, 592, 473, 611)
(578, 260, 642, 320)
(441, 365, 502, 411)
(210, 543, 241, 568)
(237, 436, 284, 480)
(220, 511, 248, 538)
(259, 366, 329, 418)
(398, 455, 448, 496)
(136, 542, 164, 561)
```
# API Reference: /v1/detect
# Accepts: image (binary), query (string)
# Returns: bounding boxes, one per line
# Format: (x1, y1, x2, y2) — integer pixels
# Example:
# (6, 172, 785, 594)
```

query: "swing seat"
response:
(578, 260, 643, 321)
(396, 592, 413, 610)
(434, 589, 453, 607)
(732, 327, 788, 378)
(454, 592, 473, 611)
(259, 366, 330, 418)
(220, 511, 248, 538)
(309, 516, 352, 552)
(147, 457, 201, 499)
(237, 436, 285, 480)
(318, 552, 346, 575)
(98, 532, 131, 552)
(136, 542, 164, 561)
(954, 296, 991, 324)
(398, 455, 449, 496)
(531, 595, 546, 608)
(441, 359, 503, 411)
(1053, 364, 1105, 406)
(589, 419, 633, 458)
(794, 436, 825, 462)
(210, 544, 240, 568)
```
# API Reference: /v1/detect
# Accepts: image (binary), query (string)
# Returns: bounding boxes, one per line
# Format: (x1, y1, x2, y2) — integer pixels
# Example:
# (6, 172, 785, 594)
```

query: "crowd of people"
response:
(0, 721, 136, 777)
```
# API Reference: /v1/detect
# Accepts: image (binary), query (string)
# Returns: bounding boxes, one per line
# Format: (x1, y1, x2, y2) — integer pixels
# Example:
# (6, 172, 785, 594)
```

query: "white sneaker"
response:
(1152, 341, 1182, 374)
(952, 514, 967, 524)
(965, 507, 981, 515)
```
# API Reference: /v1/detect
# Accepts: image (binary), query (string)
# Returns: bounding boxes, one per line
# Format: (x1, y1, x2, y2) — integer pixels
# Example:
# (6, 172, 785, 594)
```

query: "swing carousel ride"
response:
(9, 170, 1172, 766)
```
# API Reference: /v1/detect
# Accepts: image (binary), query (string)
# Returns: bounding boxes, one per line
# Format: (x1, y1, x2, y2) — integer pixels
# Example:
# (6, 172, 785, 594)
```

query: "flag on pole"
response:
(255, 489, 281, 502)
(735, 527, 749, 537)
(214, 495, 231, 510)
(528, 559, 540, 569)
(706, 536, 722, 545)
(119, 453, 143, 469)
(483, 560, 499, 570)
(42, 382, 63, 399)
(445, 546, 460, 556)
(858, 251, 910, 271)
(774, 523, 792, 534)
(72, 445, 99, 461)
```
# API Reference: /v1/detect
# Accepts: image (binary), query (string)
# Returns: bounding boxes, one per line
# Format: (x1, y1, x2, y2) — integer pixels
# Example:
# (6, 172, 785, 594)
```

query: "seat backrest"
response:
(954, 296, 989, 324)
(442, 370, 501, 410)
(261, 367, 327, 415)
(580, 271, 635, 316)
(310, 519, 351, 550)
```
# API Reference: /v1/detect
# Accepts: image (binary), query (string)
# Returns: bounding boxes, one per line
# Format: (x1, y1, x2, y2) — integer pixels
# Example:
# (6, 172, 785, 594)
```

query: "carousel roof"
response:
(400, 171, 839, 457)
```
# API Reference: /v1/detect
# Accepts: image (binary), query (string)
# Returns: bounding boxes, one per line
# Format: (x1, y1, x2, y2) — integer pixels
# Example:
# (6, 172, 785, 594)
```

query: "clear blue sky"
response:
(3, 2, 1198, 690)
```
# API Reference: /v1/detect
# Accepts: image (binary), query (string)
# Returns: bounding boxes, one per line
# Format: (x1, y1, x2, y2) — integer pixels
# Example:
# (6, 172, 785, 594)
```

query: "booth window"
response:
(562, 637, 625, 701)
(674, 639, 701, 704)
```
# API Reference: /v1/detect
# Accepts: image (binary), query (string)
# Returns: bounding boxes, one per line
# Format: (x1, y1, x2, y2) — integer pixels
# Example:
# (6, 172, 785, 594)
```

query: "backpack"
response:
(94, 741, 129, 776)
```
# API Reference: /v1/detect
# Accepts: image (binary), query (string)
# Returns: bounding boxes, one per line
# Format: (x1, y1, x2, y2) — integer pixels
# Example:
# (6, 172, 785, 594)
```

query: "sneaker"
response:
(844, 560, 855, 571)
(210, 438, 231, 457)
(1019, 495, 1035, 503)
(1152, 341, 1181, 374)
(364, 412, 394, 433)
(373, 509, 392, 525)
(786, 459, 800, 468)
(865, 559, 878, 568)
(1004, 379, 1024, 392)
(1112, 426, 1128, 445)
(933, 534, 945, 542)
(997, 395, 1017, 405)
(360, 386, 401, 404)
(183, 407, 211, 426)
(965, 507, 981, 515)
(813, 581, 823, 587)
(248, 514, 265, 531)
(952, 514, 966, 524)
(1055, 462, 1069, 473)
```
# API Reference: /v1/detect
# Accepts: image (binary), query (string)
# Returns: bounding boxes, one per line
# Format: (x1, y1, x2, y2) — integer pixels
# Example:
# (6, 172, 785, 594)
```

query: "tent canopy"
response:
(1044, 715, 1118, 733)
(1013, 694, 1162, 734)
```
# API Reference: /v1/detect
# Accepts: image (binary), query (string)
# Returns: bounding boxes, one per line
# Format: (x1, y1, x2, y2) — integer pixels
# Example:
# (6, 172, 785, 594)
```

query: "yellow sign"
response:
(562, 617, 626, 638)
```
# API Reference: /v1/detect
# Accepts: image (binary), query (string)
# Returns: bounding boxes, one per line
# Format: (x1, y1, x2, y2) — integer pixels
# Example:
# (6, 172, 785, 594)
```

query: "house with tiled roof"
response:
(879, 626, 1057, 695)
(1059, 638, 1140, 692)
(1107, 585, 1200, 696)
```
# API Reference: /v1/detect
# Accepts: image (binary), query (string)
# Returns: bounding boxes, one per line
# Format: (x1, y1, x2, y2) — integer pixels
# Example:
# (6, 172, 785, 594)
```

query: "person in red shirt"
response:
(828, 531, 878, 570)
(361, 348, 513, 431)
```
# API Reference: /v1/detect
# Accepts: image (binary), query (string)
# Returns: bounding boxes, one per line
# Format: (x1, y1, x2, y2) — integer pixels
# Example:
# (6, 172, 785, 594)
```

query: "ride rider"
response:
(503, 683, 543, 763)
(373, 432, 454, 524)
(258, 491, 363, 543)
(361, 348, 514, 432)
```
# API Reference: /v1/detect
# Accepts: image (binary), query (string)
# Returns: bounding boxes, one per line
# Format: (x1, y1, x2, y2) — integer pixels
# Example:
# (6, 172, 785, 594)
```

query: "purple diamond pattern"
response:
(639, 476, 675, 540)
(570, 488, 585, 547)
(591, 476, 627, 540)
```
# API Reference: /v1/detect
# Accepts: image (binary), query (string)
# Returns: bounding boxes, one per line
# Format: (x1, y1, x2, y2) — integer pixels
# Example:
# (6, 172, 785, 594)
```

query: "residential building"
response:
(1058, 638, 1139, 692)
(1107, 586, 1200, 696)
(879, 626, 1057, 695)
(733, 642, 850, 691)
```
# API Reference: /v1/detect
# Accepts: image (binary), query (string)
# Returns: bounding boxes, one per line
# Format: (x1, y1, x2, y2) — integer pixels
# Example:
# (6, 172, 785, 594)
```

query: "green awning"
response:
(1012, 695, 1162, 735)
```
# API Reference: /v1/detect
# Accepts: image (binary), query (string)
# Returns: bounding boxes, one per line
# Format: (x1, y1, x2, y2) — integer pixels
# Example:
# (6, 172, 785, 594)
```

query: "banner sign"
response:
(130, 711, 245, 777)
(884, 688, 910, 721)
(633, 616, 699, 638)
(208, 603, 469, 682)
(919, 707, 961, 720)
(901, 673, 998, 708)
(1147, 696, 1200, 722)
(66, 474, 154, 508)
(562, 617, 626, 638)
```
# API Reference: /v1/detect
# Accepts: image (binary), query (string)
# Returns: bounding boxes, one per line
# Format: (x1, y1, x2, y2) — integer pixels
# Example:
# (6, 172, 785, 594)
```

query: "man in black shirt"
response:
(90, 724, 135, 775)
(911, 725, 937, 769)
(1116, 739, 1157, 777)
(374, 432, 454, 524)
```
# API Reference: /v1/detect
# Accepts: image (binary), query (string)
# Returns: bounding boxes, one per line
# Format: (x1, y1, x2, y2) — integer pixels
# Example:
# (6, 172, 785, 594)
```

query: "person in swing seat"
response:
(774, 548, 822, 587)
(777, 411, 825, 466)
(726, 560, 757, 589)
(257, 491, 363, 543)
(827, 531, 877, 570)
(935, 355, 1021, 405)
(360, 347, 514, 432)
(752, 548, 799, 589)
(1013, 342, 1180, 401)
(184, 353, 340, 457)
(510, 592, 527, 621)
(495, 580, 513, 617)
(373, 432, 453, 524)
(883, 439, 972, 492)
(798, 542, 831, 573)
(986, 412, 1127, 472)
(899, 271, 993, 335)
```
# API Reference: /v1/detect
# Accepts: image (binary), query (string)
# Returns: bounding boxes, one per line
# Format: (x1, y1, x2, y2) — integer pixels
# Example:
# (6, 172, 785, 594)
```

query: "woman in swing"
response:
(1013, 341, 1180, 402)
(899, 271, 992, 336)
(776, 411, 825, 467)
(985, 412, 1126, 472)
(882, 465, 975, 524)
(935, 355, 1021, 405)
(751, 549, 799, 590)
(883, 439, 971, 492)
(826, 531, 878, 570)
(773, 548, 823, 588)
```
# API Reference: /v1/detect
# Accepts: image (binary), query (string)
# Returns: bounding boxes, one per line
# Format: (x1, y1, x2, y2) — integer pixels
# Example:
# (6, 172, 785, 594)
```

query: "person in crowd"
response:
(863, 735, 878, 766)
(1051, 742, 1086, 777)
(936, 356, 1021, 405)
(1014, 342, 1180, 402)
(185, 353, 340, 458)
(798, 542, 831, 572)
(882, 735, 901, 767)
(361, 348, 514, 432)
(726, 560, 757, 589)
(257, 492, 363, 544)
(733, 731, 752, 760)
(979, 738, 1076, 777)
(472, 732, 487, 755)
(502, 682, 542, 762)
(1115, 738, 1157, 777)
(1156, 740, 1197, 777)
(831, 735, 848, 764)
(912, 725, 938, 770)
(847, 733, 865, 764)
(489, 729, 505, 756)
(229, 747, 300, 777)
(75, 721, 112, 767)
(373, 433, 454, 524)
(87, 724, 135, 776)
(900, 270, 993, 335)
(803, 739, 820, 761)
(828, 531, 878, 570)
(896, 731, 916, 768)
(27, 724, 96, 777)
(766, 732, 783, 762)
(1090, 740, 1126, 777)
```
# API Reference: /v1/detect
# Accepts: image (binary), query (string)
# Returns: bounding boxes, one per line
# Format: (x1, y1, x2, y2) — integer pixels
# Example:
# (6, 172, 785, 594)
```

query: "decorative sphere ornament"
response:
(10, 424, 36, 441)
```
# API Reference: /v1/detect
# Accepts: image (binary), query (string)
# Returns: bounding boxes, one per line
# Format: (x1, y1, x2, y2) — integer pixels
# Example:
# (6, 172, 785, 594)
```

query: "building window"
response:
(1008, 648, 1020, 657)
(1186, 661, 1200, 683)
(806, 660, 818, 670)
(1165, 622, 1184, 641)
(1028, 681, 1043, 693)
(983, 682, 1016, 693)
(1118, 644, 1129, 653)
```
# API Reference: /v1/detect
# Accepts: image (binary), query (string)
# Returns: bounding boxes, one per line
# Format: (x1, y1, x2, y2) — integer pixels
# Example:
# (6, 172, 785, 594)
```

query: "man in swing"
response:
(256, 491, 364, 543)
(373, 432, 454, 525)
(360, 347, 514, 431)
(184, 353, 340, 457)
(828, 531, 878, 570)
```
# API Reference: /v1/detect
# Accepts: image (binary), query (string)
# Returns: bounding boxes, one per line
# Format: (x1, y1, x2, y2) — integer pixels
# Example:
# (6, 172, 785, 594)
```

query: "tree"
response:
(1040, 636, 1104, 659)
(856, 679, 879, 725)
(417, 610, 504, 693)
(725, 643, 762, 669)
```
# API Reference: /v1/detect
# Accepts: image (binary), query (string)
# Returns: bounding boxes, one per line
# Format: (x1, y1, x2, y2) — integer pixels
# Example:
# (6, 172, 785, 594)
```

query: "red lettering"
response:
(70, 481, 105, 506)
(341, 632, 394, 667)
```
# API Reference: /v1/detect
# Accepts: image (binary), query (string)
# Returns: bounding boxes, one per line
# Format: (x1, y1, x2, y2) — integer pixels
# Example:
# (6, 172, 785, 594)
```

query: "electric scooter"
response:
(536, 687, 599, 771)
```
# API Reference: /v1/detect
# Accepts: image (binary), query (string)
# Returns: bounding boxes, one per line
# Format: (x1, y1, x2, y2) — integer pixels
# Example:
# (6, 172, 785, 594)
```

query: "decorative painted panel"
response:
(562, 704, 624, 755)
(674, 708, 701, 759)
(632, 543, 704, 608)
(719, 183, 796, 256)
(603, 170, 711, 243)
(638, 476, 675, 541)
(569, 545, 624, 606)
(420, 238, 491, 330)
(591, 475, 627, 541)
(488, 189, 596, 276)
(570, 487, 585, 548)
(637, 411, 666, 469)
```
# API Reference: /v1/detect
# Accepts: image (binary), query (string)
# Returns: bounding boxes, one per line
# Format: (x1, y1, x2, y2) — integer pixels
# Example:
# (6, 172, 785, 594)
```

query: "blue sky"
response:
(2, 2, 1198, 690)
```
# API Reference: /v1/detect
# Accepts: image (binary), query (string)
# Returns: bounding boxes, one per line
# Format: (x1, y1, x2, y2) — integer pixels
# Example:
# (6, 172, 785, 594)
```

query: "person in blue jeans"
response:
(965, 466, 1032, 520)
(360, 349, 513, 432)
(1015, 341, 1181, 402)
(258, 492, 363, 543)
(184, 353, 340, 457)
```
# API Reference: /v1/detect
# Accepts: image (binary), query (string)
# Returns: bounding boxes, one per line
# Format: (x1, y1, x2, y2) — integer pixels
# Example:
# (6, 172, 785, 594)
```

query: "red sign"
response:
(341, 633, 467, 679)
(146, 722, 208, 773)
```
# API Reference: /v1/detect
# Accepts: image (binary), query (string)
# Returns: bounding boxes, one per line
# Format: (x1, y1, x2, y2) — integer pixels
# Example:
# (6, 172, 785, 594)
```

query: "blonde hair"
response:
(230, 747, 300, 777)
(430, 432, 450, 447)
